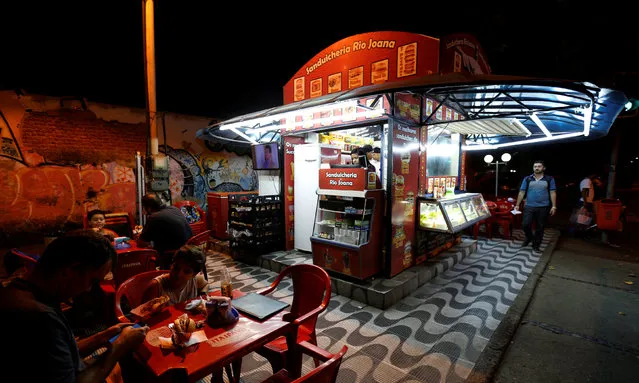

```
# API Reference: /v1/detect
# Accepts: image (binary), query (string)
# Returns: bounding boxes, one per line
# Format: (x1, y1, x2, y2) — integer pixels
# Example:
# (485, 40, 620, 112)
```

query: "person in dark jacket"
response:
(137, 193, 193, 269)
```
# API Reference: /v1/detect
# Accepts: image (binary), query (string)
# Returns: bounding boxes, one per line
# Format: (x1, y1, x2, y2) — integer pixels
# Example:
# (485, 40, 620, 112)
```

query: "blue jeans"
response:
(522, 206, 550, 247)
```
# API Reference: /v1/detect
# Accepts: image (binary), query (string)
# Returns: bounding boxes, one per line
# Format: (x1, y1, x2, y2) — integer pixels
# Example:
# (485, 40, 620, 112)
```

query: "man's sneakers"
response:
(522, 239, 542, 252)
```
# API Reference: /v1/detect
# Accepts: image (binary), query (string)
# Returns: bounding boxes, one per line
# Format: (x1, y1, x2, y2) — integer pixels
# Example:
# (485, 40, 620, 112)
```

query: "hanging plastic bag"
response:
(576, 207, 592, 226)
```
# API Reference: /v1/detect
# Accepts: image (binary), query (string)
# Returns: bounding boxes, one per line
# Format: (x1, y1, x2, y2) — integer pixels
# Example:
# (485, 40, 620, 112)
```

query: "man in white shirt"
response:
(369, 147, 381, 180)
(579, 173, 599, 209)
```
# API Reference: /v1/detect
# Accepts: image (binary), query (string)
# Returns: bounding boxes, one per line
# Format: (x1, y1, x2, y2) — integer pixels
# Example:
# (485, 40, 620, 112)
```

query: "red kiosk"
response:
(199, 30, 626, 282)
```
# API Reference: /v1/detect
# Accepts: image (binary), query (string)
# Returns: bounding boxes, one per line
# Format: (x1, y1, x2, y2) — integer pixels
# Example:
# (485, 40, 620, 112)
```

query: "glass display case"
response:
(417, 193, 490, 233)
(312, 193, 374, 246)
(310, 189, 385, 280)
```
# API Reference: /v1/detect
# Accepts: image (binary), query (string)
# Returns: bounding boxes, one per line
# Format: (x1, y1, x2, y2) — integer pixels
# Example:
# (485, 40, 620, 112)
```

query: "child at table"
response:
(87, 209, 119, 241)
(142, 245, 209, 305)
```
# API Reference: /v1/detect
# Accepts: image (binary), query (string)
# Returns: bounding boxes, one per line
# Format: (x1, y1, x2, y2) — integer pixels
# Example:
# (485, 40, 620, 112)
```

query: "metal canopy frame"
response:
(196, 73, 627, 150)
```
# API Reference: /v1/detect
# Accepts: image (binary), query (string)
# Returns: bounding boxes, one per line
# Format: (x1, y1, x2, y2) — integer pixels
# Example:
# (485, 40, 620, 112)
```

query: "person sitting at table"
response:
(87, 209, 119, 241)
(141, 245, 209, 306)
(137, 192, 192, 269)
(0, 230, 149, 383)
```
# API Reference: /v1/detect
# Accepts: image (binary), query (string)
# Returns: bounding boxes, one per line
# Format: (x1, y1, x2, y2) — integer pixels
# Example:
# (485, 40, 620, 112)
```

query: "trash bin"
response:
(594, 199, 622, 231)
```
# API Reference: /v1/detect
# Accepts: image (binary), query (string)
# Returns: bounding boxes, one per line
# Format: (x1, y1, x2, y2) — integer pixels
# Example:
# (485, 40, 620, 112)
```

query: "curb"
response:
(465, 229, 561, 383)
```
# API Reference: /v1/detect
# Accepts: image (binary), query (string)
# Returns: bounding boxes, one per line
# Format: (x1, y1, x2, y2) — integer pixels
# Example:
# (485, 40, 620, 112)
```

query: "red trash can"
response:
(594, 199, 622, 231)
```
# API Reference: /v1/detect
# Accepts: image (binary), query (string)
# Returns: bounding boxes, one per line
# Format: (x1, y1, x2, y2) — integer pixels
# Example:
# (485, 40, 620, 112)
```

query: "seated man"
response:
(0, 230, 148, 382)
(137, 193, 193, 269)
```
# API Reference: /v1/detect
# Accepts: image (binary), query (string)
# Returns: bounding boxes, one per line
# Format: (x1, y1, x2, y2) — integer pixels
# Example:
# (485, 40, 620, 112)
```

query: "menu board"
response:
(283, 31, 439, 105)
(390, 122, 420, 277)
(418, 126, 428, 195)
(281, 96, 390, 135)
(395, 92, 421, 124)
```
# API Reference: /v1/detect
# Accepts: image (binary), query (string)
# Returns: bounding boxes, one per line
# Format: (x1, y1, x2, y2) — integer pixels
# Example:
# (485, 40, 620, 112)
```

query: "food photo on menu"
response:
(349, 66, 364, 88)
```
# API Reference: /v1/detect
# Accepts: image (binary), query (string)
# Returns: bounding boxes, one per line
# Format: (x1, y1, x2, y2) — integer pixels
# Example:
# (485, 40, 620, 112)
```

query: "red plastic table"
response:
(132, 290, 301, 383)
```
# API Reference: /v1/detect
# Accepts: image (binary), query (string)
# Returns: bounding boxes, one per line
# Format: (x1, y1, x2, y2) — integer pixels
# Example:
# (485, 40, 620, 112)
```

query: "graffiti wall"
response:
(0, 158, 137, 234)
(0, 91, 258, 239)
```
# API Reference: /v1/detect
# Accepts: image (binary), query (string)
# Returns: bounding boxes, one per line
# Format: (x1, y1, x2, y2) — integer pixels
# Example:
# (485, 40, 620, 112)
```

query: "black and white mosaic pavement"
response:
(203, 229, 557, 383)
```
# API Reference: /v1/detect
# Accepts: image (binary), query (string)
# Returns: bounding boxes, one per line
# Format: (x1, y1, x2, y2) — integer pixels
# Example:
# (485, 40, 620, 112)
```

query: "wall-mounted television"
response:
(251, 142, 280, 170)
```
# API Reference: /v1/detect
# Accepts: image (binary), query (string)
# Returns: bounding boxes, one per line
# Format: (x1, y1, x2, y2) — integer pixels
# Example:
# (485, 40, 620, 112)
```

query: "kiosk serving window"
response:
(426, 127, 460, 177)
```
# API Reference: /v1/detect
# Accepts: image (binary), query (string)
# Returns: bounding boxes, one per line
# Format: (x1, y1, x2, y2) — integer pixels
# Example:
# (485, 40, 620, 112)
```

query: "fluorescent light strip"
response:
(219, 100, 358, 131)
(230, 127, 257, 144)
(512, 118, 532, 137)
(530, 113, 551, 137)
(252, 109, 385, 134)
(462, 132, 584, 151)
(219, 115, 282, 131)
(583, 103, 592, 137)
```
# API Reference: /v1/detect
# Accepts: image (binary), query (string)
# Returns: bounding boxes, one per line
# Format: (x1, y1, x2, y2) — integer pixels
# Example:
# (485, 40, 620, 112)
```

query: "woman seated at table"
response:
(88, 209, 119, 241)
(142, 245, 209, 305)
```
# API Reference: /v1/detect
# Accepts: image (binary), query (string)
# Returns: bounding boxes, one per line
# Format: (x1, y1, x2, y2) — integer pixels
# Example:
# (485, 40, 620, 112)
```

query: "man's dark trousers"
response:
(522, 206, 550, 247)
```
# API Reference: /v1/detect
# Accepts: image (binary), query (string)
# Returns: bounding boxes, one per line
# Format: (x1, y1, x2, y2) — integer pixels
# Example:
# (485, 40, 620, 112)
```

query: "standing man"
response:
(370, 147, 382, 180)
(515, 160, 557, 251)
(137, 192, 193, 269)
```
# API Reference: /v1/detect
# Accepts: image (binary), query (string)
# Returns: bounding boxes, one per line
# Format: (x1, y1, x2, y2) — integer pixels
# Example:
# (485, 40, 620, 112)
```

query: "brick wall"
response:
(20, 109, 147, 163)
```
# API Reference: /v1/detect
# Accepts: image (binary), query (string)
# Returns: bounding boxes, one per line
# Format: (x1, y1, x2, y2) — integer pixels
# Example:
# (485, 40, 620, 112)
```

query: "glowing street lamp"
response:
(484, 153, 511, 197)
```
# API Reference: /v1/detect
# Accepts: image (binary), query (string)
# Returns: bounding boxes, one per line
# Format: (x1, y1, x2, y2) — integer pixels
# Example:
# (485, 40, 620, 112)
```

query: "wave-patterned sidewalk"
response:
(203, 229, 558, 383)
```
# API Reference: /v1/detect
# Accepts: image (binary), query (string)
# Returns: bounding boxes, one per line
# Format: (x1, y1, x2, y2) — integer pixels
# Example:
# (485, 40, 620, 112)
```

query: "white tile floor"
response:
(203, 230, 556, 383)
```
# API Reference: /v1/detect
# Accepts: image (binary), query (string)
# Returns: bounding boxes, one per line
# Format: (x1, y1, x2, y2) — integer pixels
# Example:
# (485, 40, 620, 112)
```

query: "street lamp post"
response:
(484, 153, 511, 198)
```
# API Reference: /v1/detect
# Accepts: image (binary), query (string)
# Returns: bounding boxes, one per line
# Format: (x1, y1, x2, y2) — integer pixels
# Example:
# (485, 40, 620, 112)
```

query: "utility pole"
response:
(142, 0, 158, 157)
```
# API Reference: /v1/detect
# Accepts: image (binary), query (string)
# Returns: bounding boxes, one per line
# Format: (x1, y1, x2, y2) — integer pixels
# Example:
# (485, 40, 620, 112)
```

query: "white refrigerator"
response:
(293, 144, 341, 252)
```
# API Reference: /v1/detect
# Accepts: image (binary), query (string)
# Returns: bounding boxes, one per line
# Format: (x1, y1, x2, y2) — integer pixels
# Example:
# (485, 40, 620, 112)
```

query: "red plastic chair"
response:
(114, 270, 168, 322)
(492, 201, 515, 239)
(260, 342, 348, 383)
(473, 201, 497, 239)
(186, 230, 212, 247)
(253, 264, 333, 375)
(112, 249, 158, 288)
(186, 230, 212, 281)
(174, 201, 207, 236)
(7, 248, 39, 275)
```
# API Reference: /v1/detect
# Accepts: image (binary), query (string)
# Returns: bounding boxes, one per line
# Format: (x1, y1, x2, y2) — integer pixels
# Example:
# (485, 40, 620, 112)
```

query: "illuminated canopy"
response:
(197, 73, 627, 150)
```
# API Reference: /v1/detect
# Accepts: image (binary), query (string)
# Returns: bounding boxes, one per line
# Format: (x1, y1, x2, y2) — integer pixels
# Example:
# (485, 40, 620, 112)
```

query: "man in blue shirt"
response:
(515, 160, 557, 251)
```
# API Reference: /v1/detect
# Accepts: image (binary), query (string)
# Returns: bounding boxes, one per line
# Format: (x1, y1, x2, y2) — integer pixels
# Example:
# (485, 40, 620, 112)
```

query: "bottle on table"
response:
(220, 266, 233, 299)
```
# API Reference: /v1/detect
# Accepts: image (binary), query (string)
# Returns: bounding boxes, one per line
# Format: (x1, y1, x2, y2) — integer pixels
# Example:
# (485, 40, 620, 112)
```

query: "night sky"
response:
(2, 1, 638, 188)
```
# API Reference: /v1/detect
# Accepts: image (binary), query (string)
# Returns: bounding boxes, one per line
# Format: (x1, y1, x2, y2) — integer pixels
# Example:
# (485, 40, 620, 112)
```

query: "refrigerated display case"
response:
(311, 189, 384, 280)
(417, 193, 490, 233)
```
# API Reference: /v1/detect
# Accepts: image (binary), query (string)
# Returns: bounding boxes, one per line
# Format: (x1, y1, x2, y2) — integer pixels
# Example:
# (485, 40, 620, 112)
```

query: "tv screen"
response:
(252, 142, 280, 170)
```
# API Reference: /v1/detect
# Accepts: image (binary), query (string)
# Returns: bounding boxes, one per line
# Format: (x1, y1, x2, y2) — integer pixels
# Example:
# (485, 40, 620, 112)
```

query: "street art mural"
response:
(164, 145, 258, 211)
(0, 112, 23, 163)
(0, 107, 257, 237)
